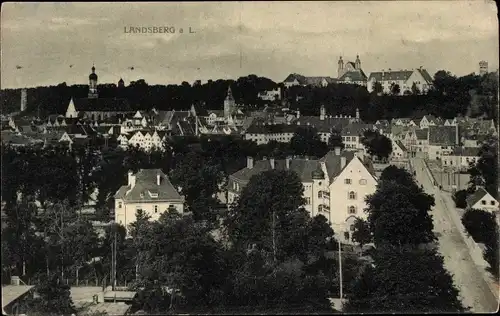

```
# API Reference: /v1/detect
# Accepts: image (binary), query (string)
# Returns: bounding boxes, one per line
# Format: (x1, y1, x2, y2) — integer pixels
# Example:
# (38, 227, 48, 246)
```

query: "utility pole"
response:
(272, 210, 276, 264)
(338, 239, 343, 299)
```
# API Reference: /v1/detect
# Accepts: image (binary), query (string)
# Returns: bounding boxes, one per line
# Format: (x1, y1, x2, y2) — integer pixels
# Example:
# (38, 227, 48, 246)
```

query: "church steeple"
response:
(226, 85, 234, 101)
(355, 55, 361, 70)
(88, 64, 98, 99)
(337, 56, 344, 79)
(224, 85, 235, 118)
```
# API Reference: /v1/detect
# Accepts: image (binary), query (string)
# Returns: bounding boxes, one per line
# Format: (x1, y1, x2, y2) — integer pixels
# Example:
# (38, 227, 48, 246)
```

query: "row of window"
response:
(344, 179, 367, 185)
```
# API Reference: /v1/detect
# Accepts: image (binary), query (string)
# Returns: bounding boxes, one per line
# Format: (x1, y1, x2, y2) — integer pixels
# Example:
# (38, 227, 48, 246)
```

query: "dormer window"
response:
(149, 191, 159, 198)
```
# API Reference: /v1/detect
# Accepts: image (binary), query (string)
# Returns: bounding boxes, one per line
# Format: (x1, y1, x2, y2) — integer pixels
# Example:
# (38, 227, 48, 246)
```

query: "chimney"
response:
(286, 157, 291, 169)
(157, 173, 161, 186)
(128, 170, 136, 188)
(341, 156, 347, 169)
(270, 158, 275, 169)
(334, 146, 341, 155)
(247, 156, 254, 169)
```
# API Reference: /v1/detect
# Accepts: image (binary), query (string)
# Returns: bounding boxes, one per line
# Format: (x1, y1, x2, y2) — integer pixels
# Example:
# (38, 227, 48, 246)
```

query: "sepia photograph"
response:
(1, 1, 499, 315)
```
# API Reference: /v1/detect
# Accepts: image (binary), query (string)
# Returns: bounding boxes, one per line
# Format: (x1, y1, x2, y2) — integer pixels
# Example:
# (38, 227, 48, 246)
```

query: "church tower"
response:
(337, 56, 344, 79)
(88, 65, 98, 99)
(118, 78, 125, 88)
(355, 55, 361, 70)
(224, 85, 235, 118)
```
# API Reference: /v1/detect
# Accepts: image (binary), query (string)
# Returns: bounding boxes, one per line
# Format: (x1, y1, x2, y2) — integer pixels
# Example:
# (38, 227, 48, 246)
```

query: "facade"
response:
(419, 115, 440, 129)
(441, 147, 480, 170)
(391, 140, 408, 160)
(367, 67, 433, 95)
(427, 125, 460, 160)
(117, 129, 167, 151)
(466, 187, 498, 214)
(227, 148, 378, 243)
(337, 55, 368, 86)
(257, 88, 281, 101)
(114, 169, 185, 232)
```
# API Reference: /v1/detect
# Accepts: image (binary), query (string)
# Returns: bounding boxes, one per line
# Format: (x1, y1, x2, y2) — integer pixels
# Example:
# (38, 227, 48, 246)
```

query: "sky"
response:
(1, 1, 498, 89)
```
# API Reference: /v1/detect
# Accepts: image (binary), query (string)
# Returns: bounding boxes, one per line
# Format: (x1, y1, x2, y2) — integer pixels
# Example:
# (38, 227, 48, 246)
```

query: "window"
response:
(348, 206, 356, 214)
(359, 179, 367, 185)
(482, 200, 486, 205)
(118, 202, 122, 208)
(154, 205, 158, 213)
(491, 201, 496, 206)
(350, 224, 355, 231)
(318, 191, 323, 198)
(348, 191, 357, 200)
(344, 179, 352, 185)
(305, 197, 311, 205)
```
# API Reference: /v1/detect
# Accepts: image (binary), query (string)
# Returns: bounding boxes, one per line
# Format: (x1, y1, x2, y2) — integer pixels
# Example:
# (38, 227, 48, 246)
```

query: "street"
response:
(412, 158, 499, 312)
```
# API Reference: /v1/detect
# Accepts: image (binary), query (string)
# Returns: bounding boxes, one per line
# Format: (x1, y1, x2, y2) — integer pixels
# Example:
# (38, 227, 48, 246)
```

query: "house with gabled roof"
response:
(228, 147, 378, 244)
(441, 146, 480, 170)
(419, 114, 441, 129)
(282, 73, 337, 88)
(114, 169, 185, 233)
(427, 125, 460, 160)
(391, 140, 408, 160)
(466, 187, 499, 214)
(367, 67, 433, 95)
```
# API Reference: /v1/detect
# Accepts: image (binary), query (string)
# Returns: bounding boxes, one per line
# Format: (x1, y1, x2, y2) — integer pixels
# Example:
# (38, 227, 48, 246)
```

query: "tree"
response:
(344, 245, 466, 313)
(467, 139, 498, 198)
(224, 169, 307, 263)
(372, 81, 383, 95)
(290, 126, 328, 158)
(327, 128, 344, 150)
(380, 165, 415, 188)
(365, 180, 436, 248)
(390, 83, 401, 96)
(129, 210, 152, 281)
(361, 130, 393, 161)
(351, 218, 372, 247)
(170, 151, 223, 224)
(22, 275, 77, 315)
(453, 189, 468, 208)
(411, 82, 420, 95)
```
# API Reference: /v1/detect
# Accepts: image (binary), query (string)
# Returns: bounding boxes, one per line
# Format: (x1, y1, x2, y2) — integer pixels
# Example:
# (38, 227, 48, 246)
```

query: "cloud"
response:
(1, 1, 498, 88)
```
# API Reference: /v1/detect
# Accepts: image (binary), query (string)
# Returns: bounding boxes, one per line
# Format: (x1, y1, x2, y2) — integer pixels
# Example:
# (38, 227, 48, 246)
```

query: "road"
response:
(412, 158, 498, 312)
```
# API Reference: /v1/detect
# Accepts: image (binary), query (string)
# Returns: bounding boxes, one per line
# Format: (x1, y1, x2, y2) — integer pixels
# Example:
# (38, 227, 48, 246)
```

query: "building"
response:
(258, 87, 281, 101)
(282, 73, 337, 88)
(441, 147, 480, 170)
(65, 66, 133, 119)
(466, 187, 498, 214)
(114, 169, 185, 232)
(337, 55, 368, 86)
(479, 61, 489, 76)
(367, 67, 433, 95)
(418, 115, 441, 129)
(391, 140, 408, 160)
(117, 129, 167, 151)
(227, 148, 378, 243)
(427, 125, 460, 160)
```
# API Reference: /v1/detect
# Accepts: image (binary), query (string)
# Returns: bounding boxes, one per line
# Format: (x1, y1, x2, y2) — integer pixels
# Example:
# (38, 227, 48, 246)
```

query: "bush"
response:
(453, 190, 468, 208)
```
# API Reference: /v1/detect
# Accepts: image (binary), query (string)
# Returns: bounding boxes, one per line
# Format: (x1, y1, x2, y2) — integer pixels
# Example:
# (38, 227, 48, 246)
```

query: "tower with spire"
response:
(337, 56, 344, 79)
(355, 55, 361, 70)
(118, 78, 125, 88)
(88, 64, 98, 98)
(224, 85, 235, 118)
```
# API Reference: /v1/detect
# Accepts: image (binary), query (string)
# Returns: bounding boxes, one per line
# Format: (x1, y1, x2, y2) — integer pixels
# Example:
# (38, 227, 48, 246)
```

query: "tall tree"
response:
(290, 126, 328, 158)
(351, 218, 372, 247)
(22, 275, 77, 315)
(361, 130, 393, 161)
(327, 128, 345, 150)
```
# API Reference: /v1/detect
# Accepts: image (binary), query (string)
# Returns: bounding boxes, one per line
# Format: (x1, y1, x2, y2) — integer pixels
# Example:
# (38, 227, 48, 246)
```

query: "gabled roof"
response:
(319, 150, 356, 182)
(72, 97, 132, 112)
(114, 169, 183, 202)
(230, 158, 322, 183)
(417, 68, 433, 83)
(283, 73, 338, 86)
(466, 187, 496, 207)
(395, 140, 407, 152)
(428, 126, 459, 145)
(338, 70, 367, 82)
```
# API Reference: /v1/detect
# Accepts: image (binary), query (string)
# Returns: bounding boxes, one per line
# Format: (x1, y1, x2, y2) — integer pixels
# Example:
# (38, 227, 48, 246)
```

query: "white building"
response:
(466, 187, 499, 214)
(427, 125, 460, 160)
(367, 67, 434, 95)
(114, 169, 185, 233)
(441, 147, 480, 170)
(391, 140, 408, 160)
(258, 88, 281, 101)
(227, 148, 378, 243)
(117, 130, 167, 151)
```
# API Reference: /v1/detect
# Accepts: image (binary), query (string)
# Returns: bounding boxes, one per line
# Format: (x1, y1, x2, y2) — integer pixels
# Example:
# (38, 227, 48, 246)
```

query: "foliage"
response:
(380, 165, 415, 187)
(361, 130, 392, 161)
(289, 126, 328, 158)
(351, 218, 372, 247)
(365, 179, 436, 247)
(22, 275, 77, 315)
(453, 189, 468, 208)
(327, 128, 345, 150)
(461, 209, 499, 278)
(467, 139, 498, 198)
(344, 245, 466, 313)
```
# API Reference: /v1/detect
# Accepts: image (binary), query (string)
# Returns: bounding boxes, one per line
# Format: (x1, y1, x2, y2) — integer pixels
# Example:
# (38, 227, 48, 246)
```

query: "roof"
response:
(428, 126, 459, 145)
(417, 68, 434, 83)
(283, 73, 337, 86)
(466, 187, 495, 207)
(114, 169, 184, 202)
(341, 123, 371, 136)
(72, 97, 132, 112)
(319, 150, 356, 182)
(368, 70, 413, 82)
(338, 70, 367, 82)
(451, 147, 480, 157)
(81, 302, 131, 315)
(2, 285, 35, 309)
(415, 129, 428, 140)
(230, 158, 322, 183)
(1, 131, 42, 146)
(395, 140, 407, 152)
(206, 110, 225, 117)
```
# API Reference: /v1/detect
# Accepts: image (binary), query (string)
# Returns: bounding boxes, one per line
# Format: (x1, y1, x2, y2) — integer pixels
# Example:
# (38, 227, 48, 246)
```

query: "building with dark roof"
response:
(227, 147, 378, 244)
(427, 125, 460, 160)
(337, 55, 367, 86)
(282, 73, 338, 88)
(114, 169, 185, 232)
(367, 67, 433, 95)
(466, 187, 498, 214)
(441, 146, 480, 170)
